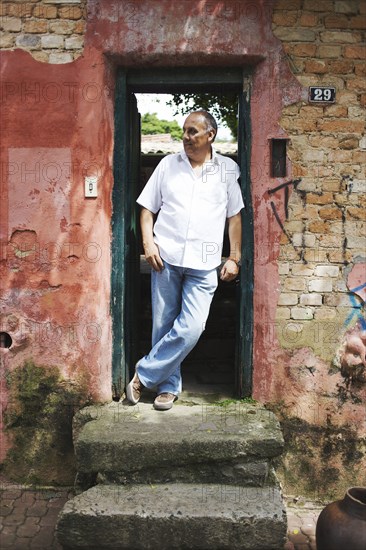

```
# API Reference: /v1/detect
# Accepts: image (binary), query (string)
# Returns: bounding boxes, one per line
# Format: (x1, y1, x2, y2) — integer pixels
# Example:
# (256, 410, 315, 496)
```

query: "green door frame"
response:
(111, 67, 253, 400)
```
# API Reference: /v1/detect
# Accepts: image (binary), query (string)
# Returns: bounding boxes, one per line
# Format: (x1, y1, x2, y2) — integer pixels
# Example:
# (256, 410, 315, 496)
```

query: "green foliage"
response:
(141, 112, 183, 140)
(167, 93, 239, 140)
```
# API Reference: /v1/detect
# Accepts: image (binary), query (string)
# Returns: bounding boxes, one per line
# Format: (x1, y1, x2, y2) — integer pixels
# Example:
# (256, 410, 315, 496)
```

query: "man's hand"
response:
(140, 207, 164, 272)
(220, 259, 239, 282)
(144, 242, 164, 272)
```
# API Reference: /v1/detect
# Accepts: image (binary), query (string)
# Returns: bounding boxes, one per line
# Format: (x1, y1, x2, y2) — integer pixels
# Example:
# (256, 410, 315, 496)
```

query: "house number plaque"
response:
(309, 87, 336, 103)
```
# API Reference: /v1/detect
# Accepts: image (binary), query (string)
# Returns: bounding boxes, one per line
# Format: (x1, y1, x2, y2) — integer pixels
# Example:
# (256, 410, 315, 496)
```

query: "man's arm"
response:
(220, 212, 242, 282)
(140, 207, 164, 272)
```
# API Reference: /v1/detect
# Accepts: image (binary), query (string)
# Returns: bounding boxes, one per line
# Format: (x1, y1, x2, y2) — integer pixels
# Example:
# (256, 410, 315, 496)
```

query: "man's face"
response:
(182, 113, 215, 160)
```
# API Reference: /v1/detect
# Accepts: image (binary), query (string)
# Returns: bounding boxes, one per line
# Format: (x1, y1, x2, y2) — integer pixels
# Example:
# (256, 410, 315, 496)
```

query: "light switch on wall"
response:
(85, 176, 98, 198)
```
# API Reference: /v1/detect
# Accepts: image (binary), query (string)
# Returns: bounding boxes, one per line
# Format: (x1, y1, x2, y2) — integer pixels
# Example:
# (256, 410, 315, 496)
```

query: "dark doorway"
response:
(111, 67, 253, 401)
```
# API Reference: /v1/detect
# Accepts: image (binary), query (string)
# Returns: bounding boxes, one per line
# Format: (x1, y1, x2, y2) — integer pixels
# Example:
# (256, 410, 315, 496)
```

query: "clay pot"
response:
(316, 487, 366, 550)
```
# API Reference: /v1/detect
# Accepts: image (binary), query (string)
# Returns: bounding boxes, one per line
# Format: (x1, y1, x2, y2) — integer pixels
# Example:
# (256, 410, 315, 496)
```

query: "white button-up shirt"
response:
(136, 148, 244, 270)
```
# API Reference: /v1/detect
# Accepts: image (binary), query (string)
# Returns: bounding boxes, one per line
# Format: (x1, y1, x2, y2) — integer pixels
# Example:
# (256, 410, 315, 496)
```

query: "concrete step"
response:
(73, 403, 284, 489)
(56, 483, 287, 550)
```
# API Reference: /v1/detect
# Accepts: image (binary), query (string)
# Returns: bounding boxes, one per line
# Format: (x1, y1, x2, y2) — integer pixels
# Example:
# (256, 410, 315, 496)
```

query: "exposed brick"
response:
(349, 106, 365, 119)
(286, 221, 306, 233)
(292, 233, 316, 247)
(274, 28, 316, 42)
(337, 91, 359, 105)
(350, 15, 366, 29)
(316, 44, 342, 58)
(65, 36, 84, 49)
(280, 117, 317, 132)
(318, 207, 342, 220)
(328, 222, 345, 234)
(297, 74, 321, 87)
(308, 221, 330, 233)
(292, 264, 314, 276)
(355, 62, 366, 76)
(319, 234, 344, 247)
(44, 0, 82, 3)
(7, 3, 34, 17)
(0, 32, 16, 48)
(278, 262, 290, 275)
(308, 135, 339, 148)
(324, 104, 349, 117)
(322, 180, 342, 192)
(328, 150, 353, 162)
(307, 193, 334, 205)
(314, 308, 337, 320)
(317, 120, 365, 132)
(41, 34, 64, 48)
(284, 278, 307, 291)
(324, 14, 349, 29)
(328, 59, 354, 73)
(352, 151, 366, 163)
(49, 21, 75, 34)
(74, 20, 85, 34)
(299, 13, 318, 26)
(273, 11, 299, 26)
(347, 77, 366, 92)
(58, 6, 83, 20)
(282, 104, 300, 116)
(346, 235, 366, 248)
(24, 20, 49, 33)
(324, 293, 355, 306)
(320, 31, 362, 43)
(300, 293, 323, 306)
(347, 207, 366, 220)
(276, 307, 291, 320)
(304, 59, 328, 73)
(314, 265, 340, 277)
(339, 135, 359, 148)
(15, 34, 41, 49)
(278, 293, 299, 306)
(274, 0, 302, 9)
(358, 93, 365, 106)
(32, 5, 58, 19)
(291, 43, 318, 56)
(335, 1, 360, 14)
(291, 307, 313, 320)
(344, 45, 366, 59)
(304, 249, 328, 262)
(302, 149, 325, 162)
(304, 0, 334, 11)
(48, 52, 73, 64)
(28, 51, 49, 62)
(1, 17, 22, 32)
(308, 279, 333, 292)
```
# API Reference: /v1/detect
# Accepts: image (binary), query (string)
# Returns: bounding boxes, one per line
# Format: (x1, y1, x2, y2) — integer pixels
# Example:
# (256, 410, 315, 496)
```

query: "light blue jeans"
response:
(137, 260, 218, 395)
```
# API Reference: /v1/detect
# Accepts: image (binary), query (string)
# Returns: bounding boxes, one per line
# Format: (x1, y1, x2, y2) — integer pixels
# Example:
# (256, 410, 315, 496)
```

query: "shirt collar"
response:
(179, 146, 219, 164)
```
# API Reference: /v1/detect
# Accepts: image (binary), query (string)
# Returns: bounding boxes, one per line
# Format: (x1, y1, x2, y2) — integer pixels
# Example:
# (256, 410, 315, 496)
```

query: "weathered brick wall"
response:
(272, 0, 365, 362)
(272, 0, 365, 498)
(0, 0, 86, 63)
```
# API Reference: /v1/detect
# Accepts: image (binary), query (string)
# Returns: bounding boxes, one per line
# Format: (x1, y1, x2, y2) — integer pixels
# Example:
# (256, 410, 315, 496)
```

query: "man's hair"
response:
(195, 110, 218, 141)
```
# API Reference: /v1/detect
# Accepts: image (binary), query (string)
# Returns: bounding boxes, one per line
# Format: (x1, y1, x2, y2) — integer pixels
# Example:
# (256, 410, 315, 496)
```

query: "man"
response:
(126, 110, 244, 410)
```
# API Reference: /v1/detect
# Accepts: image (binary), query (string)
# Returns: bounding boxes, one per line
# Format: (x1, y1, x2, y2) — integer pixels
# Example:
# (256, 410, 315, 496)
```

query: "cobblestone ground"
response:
(0, 478, 323, 549)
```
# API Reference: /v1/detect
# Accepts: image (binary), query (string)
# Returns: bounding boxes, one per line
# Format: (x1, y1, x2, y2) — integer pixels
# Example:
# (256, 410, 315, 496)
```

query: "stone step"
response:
(56, 483, 287, 550)
(73, 403, 284, 489)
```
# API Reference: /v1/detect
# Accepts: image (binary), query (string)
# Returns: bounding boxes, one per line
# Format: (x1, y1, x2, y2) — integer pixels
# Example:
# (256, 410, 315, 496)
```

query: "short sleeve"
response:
(136, 158, 165, 214)
(227, 162, 244, 218)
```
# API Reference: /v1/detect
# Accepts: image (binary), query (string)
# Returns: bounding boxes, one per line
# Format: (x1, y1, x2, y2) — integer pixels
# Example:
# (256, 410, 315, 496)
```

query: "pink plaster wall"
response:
(1, 46, 114, 407)
(1, 0, 310, 456)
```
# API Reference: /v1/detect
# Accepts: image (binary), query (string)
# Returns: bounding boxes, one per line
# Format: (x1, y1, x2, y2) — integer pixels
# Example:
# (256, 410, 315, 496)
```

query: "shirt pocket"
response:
(199, 182, 227, 205)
